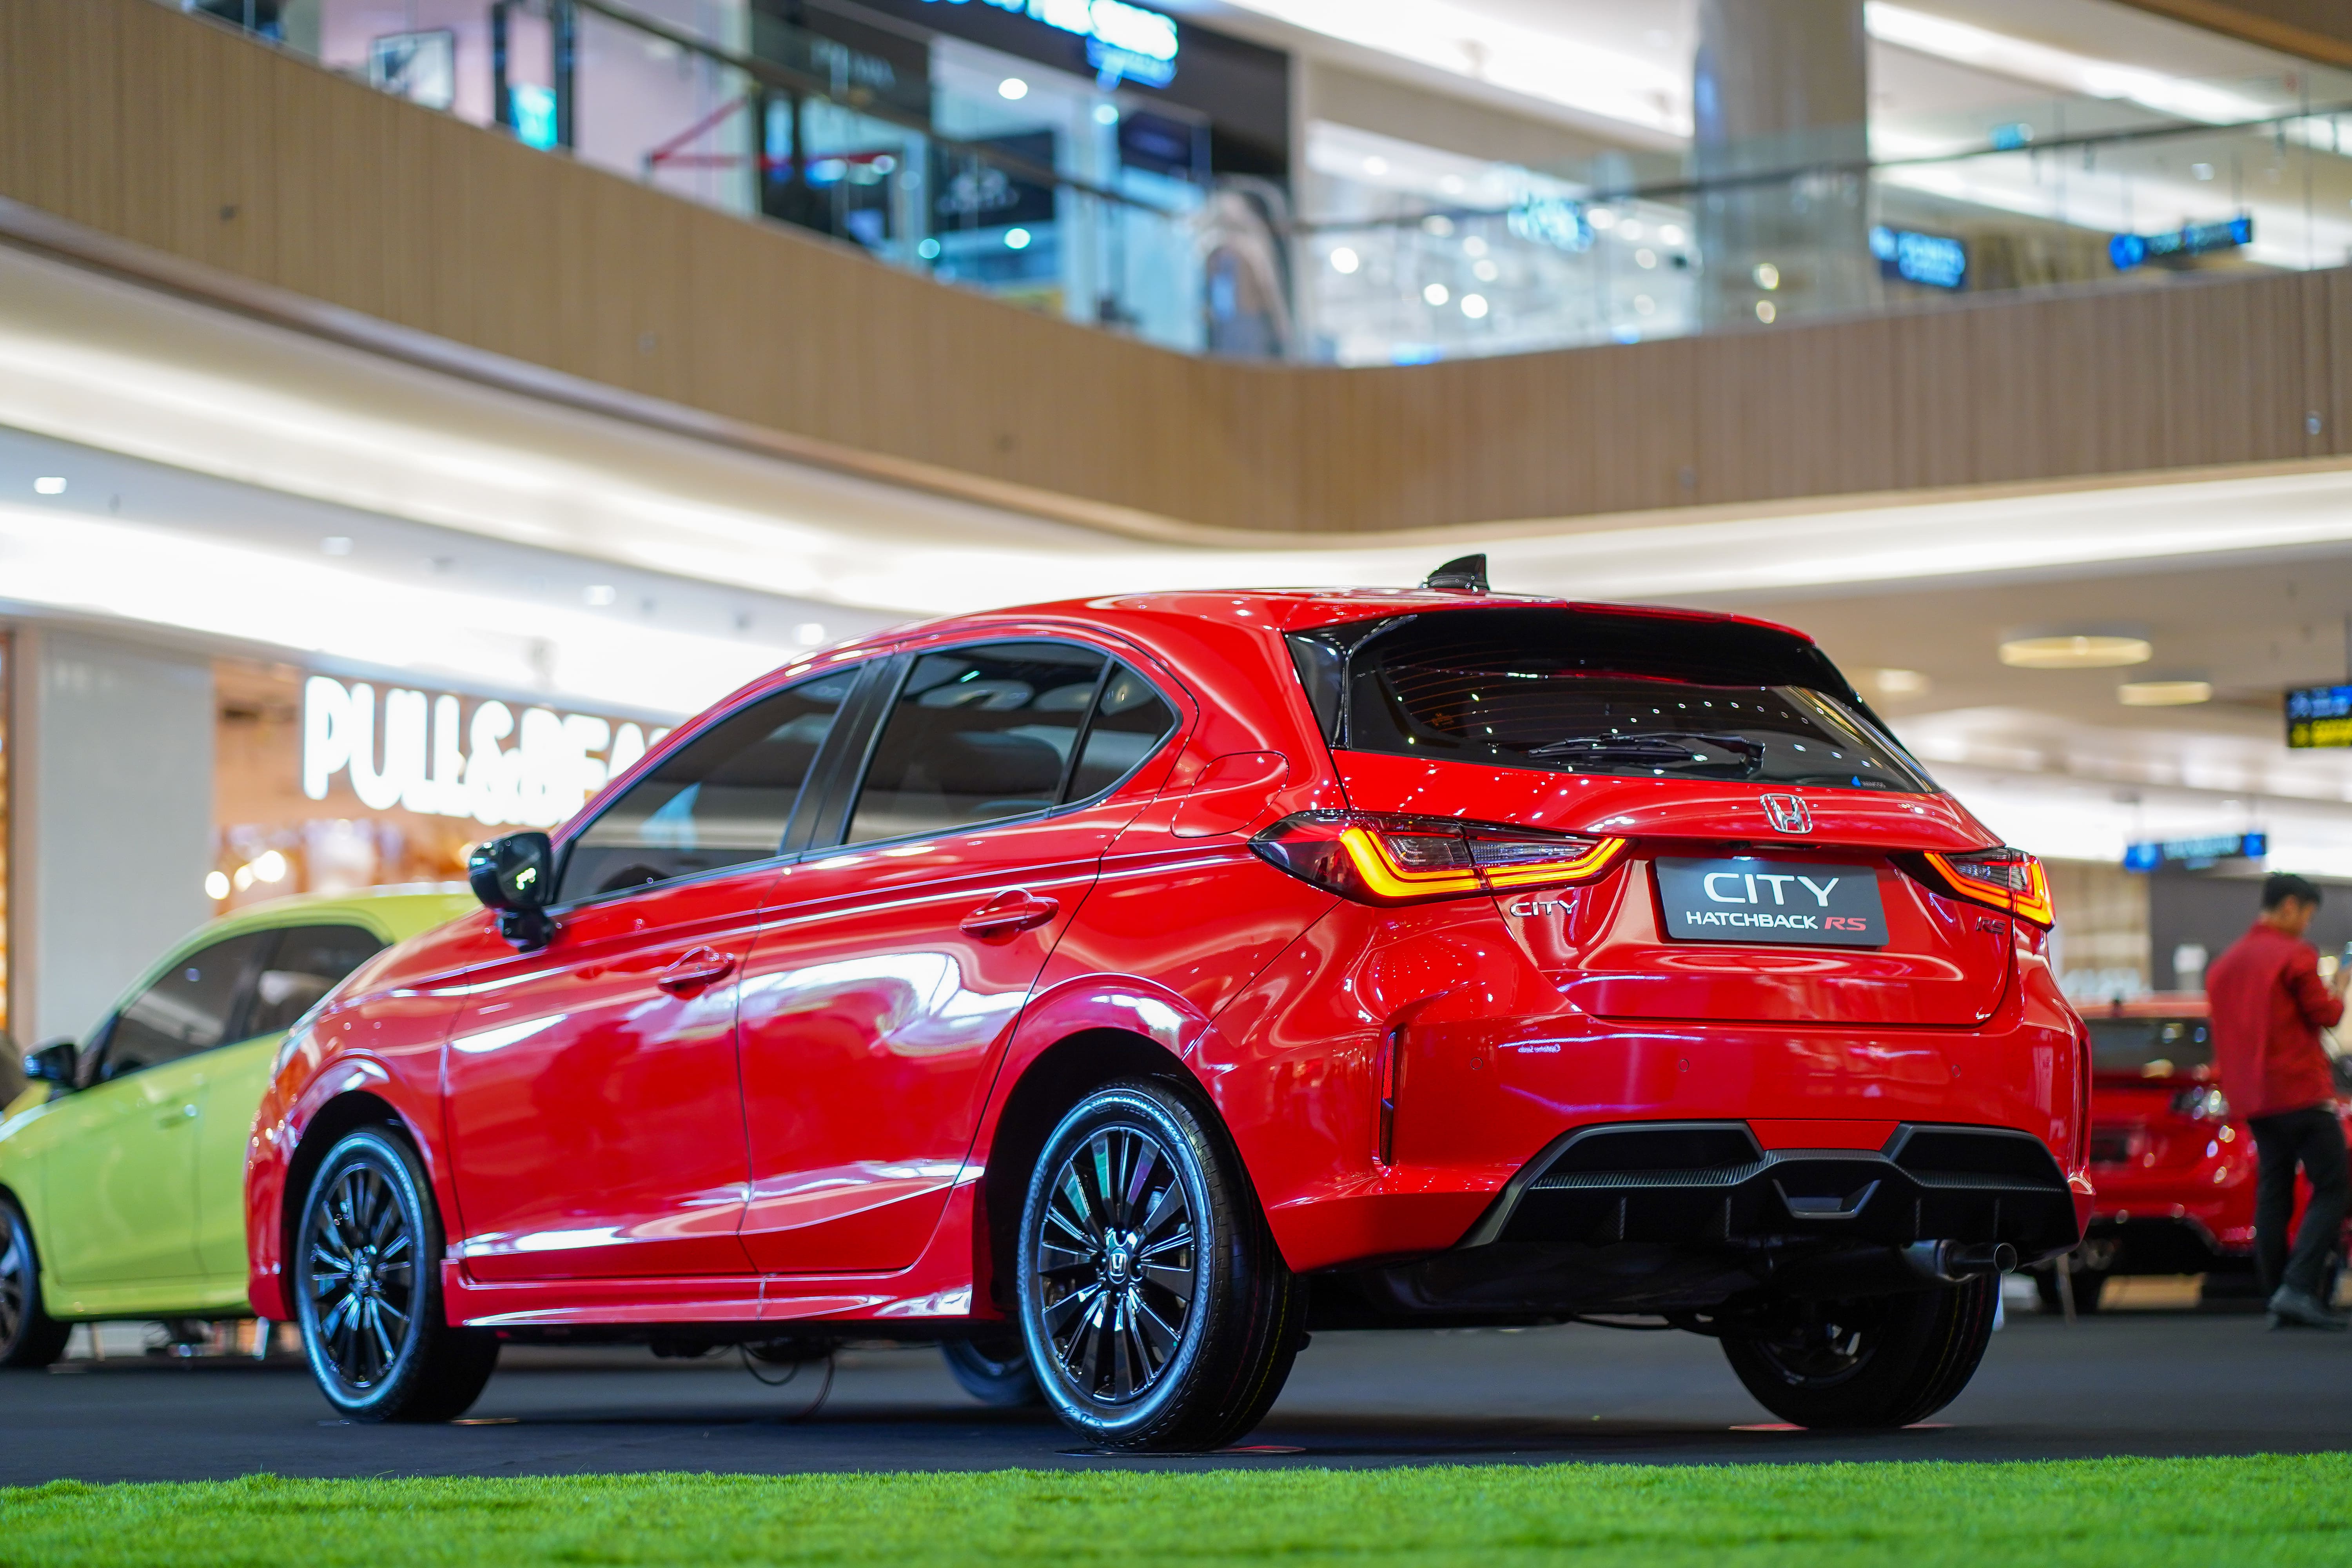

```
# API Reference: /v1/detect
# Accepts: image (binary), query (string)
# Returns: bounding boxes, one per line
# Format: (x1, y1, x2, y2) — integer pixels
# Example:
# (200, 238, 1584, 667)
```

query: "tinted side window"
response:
(247, 925, 386, 1037)
(560, 670, 857, 902)
(103, 931, 272, 1078)
(1069, 664, 1179, 800)
(845, 643, 1109, 845)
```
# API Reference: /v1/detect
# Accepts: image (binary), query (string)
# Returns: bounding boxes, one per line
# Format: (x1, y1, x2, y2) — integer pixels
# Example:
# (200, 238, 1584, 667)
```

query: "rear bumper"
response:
(1461, 1120, 2082, 1262)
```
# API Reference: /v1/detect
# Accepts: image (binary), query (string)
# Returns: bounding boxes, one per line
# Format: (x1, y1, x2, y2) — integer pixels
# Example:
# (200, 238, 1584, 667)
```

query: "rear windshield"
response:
(1290, 607, 1935, 793)
(2087, 1016, 2212, 1075)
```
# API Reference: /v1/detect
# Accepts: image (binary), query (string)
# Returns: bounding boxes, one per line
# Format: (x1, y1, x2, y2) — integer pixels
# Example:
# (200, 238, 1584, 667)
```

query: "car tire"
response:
(1720, 1276, 1998, 1429)
(1016, 1077, 1301, 1452)
(294, 1125, 499, 1422)
(940, 1335, 1043, 1406)
(0, 1197, 71, 1370)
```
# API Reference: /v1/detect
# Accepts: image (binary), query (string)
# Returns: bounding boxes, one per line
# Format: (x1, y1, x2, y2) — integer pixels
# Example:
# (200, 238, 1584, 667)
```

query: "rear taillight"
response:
(1907, 846, 2054, 927)
(1251, 811, 1625, 906)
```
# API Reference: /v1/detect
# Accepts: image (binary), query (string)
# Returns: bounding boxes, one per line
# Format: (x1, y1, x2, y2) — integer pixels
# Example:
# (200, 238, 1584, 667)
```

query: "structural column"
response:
(1692, 0, 1875, 330)
(9, 628, 214, 1044)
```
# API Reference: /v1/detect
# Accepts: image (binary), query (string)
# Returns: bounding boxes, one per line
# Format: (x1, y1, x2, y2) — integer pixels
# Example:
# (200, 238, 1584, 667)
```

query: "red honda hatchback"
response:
(246, 568, 2090, 1447)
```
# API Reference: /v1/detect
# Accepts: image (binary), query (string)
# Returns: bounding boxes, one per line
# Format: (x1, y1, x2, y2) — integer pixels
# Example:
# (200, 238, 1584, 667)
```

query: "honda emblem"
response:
(1761, 794, 1814, 834)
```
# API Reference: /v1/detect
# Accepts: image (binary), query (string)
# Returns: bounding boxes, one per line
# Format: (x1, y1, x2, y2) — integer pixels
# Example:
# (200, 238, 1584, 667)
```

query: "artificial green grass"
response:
(4, 1455, 2347, 1566)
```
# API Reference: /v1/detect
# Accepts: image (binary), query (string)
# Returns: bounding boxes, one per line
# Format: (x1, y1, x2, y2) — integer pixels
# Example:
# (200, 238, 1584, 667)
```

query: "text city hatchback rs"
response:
(247, 572, 2090, 1447)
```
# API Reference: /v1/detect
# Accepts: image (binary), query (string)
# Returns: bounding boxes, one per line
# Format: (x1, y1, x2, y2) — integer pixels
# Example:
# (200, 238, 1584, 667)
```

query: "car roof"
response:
(173, 885, 475, 955)
(964, 588, 1818, 643)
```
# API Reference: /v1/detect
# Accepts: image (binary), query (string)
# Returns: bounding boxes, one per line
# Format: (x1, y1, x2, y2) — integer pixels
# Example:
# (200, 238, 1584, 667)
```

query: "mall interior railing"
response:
(175, 0, 2352, 367)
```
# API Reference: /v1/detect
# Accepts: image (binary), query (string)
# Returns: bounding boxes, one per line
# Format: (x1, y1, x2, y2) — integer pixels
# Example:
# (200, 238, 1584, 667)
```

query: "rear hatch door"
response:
(1299, 605, 2013, 1028)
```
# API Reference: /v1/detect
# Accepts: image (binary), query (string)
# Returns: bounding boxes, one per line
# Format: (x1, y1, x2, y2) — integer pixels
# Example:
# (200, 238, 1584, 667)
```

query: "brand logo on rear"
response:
(1761, 794, 1814, 834)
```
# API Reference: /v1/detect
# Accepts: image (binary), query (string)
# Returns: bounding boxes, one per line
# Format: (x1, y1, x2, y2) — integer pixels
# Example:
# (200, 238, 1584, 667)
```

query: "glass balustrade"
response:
(172, 0, 2352, 367)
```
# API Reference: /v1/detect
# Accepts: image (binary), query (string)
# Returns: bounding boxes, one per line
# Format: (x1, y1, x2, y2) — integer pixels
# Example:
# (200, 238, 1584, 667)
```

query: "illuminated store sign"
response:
(302, 676, 666, 830)
(926, 0, 1180, 86)
(2287, 682, 2352, 748)
(1870, 225, 1967, 290)
(2109, 216, 2251, 270)
(2123, 832, 2267, 872)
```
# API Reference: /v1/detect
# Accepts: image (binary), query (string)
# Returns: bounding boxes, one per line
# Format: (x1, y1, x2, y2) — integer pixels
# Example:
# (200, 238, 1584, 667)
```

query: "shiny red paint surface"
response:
(249, 588, 2089, 1330)
(2081, 999, 2352, 1261)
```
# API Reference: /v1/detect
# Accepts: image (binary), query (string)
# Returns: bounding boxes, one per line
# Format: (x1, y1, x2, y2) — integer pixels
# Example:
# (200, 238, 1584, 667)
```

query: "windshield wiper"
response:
(1527, 731, 1765, 773)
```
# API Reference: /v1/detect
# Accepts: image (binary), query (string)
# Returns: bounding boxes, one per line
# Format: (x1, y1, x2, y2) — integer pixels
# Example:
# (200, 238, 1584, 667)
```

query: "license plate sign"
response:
(1654, 858, 1887, 948)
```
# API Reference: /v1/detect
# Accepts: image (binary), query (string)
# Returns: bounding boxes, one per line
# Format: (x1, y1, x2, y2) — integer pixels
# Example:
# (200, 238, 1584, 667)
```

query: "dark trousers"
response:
(2249, 1106, 2350, 1299)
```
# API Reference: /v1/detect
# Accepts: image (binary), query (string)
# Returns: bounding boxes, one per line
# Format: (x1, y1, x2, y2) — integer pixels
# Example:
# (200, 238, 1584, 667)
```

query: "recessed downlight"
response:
(1867, 667, 1933, 697)
(1999, 633, 2152, 669)
(2118, 679, 2212, 706)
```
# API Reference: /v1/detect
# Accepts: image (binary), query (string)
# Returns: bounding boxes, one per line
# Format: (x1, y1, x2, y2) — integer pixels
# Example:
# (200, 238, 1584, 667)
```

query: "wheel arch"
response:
(978, 1027, 1206, 1314)
(278, 1090, 419, 1288)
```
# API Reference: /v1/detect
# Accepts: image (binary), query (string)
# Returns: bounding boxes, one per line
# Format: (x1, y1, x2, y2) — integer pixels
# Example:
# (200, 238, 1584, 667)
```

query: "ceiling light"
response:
(795, 622, 828, 646)
(1361, 156, 1388, 176)
(998, 77, 1029, 100)
(1753, 262, 1780, 290)
(1329, 246, 1360, 274)
(584, 584, 618, 606)
(1423, 283, 1450, 306)
(204, 870, 230, 901)
(1461, 293, 1489, 319)
(1473, 258, 1499, 282)
(1869, 667, 1933, 697)
(1659, 225, 1685, 245)
(1093, 103, 1118, 124)
(1004, 228, 1032, 250)
(1635, 248, 1657, 269)
(2119, 679, 2213, 706)
(1754, 300, 1777, 323)
(33, 475, 64, 494)
(1999, 633, 2153, 668)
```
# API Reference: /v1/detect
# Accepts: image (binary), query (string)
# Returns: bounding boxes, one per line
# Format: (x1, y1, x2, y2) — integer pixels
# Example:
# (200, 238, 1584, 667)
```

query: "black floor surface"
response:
(7, 1307, 2350, 1483)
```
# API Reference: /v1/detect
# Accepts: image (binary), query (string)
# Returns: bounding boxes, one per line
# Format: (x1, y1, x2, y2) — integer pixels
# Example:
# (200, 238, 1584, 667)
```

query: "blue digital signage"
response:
(1869, 225, 1967, 290)
(2287, 682, 2352, 748)
(2123, 832, 2269, 872)
(2110, 216, 2252, 271)
(926, 0, 1180, 86)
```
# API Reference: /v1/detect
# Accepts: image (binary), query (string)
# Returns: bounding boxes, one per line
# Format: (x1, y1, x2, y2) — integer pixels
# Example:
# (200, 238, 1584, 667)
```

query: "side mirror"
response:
(24, 1039, 78, 1094)
(468, 832, 555, 951)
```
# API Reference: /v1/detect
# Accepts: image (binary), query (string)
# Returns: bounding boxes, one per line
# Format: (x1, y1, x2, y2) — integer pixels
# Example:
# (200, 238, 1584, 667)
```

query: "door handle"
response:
(657, 947, 738, 997)
(960, 891, 1060, 938)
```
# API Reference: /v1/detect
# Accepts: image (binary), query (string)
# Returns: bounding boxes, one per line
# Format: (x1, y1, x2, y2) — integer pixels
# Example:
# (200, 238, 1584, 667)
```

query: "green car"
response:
(0, 887, 476, 1367)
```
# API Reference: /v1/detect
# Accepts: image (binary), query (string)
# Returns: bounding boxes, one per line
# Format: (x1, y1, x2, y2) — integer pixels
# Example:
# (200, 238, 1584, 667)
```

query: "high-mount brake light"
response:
(1912, 846, 2054, 927)
(1251, 811, 1625, 906)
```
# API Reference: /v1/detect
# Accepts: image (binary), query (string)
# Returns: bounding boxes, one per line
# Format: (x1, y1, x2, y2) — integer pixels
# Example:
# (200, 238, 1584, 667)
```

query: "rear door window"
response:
(845, 642, 1109, 846)
(2087, 1016, 2213, 1076)
(247, 924, 385, 1036)
(559, 668, 858, 902)
(100, 931, 273, 1078)
(1292, 607, 1935, 793)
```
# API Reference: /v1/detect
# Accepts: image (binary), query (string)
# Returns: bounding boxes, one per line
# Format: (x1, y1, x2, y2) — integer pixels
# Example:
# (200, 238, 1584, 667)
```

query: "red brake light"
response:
(1911, 846, 2054, 927)
(1251, 811, 1625, 906)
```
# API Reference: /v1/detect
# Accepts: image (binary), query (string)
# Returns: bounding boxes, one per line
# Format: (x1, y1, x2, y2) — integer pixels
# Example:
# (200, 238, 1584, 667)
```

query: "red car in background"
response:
(2043, 996, 2352, 1312)
(246, 572, 2090, 1447)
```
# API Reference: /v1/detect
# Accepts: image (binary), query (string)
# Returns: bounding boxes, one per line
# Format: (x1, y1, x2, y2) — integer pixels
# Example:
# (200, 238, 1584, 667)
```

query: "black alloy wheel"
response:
(940, 1334, 1042, 1406)
(1017, 1078, 1301, 1452)
(1720, 1276, 1998, 1429)
(294, 1126, 498, 1422)
(0, 1198, 71, 1369)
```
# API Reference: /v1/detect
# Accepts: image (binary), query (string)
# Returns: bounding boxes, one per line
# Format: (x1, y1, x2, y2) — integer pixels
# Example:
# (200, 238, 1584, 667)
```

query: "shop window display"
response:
(210, 659, 665, 914)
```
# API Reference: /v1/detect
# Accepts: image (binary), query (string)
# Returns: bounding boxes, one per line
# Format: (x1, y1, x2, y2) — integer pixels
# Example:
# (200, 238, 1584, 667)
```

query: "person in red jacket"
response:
(2205, 873, 2351, 1330)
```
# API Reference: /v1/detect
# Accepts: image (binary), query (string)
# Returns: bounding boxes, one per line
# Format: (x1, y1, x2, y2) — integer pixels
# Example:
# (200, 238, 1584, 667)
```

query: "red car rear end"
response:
(2046, 998, 2352, 1311)
(248, 582, 2091, 1445)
